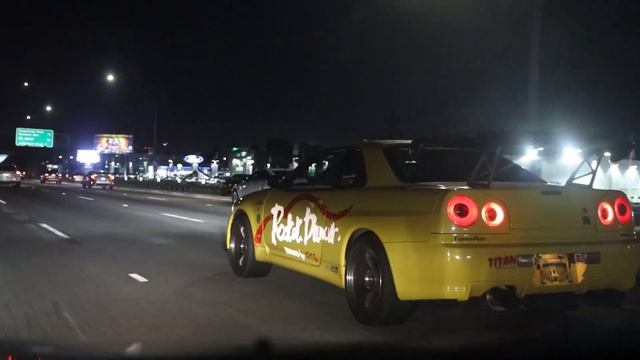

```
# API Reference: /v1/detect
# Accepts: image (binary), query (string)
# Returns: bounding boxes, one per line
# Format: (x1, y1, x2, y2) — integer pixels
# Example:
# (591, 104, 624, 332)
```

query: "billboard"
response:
(15, 127, 54, 148)
(76, 150, 100, 164)
(94, 134, 133, 154)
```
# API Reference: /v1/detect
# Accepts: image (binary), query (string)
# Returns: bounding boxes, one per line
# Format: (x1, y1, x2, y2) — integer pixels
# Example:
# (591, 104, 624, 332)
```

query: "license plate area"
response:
(533, 253, 588, 286)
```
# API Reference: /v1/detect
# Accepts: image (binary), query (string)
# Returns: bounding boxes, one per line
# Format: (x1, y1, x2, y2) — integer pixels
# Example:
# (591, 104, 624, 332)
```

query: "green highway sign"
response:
(15, 127, 55, 148)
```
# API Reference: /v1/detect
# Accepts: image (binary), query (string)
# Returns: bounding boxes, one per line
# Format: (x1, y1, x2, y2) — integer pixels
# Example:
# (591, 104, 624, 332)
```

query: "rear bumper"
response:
(385, 239, 640, 301)
(0, 179, 20, 185)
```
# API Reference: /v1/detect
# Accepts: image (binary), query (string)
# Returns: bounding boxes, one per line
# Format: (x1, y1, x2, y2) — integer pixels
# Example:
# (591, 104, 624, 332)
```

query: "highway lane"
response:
(0, 182, 639, 356)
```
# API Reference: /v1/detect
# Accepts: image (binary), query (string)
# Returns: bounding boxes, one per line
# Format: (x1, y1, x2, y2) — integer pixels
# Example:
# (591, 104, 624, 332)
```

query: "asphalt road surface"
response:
(0, 180, 640, 357)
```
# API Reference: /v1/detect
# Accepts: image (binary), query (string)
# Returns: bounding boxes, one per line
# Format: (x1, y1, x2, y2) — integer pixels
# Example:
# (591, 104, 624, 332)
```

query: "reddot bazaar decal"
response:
(253, 194, 353, 245)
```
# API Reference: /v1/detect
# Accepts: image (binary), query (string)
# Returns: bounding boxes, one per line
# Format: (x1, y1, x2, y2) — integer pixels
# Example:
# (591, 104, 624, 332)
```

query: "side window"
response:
(290, 148, 366, 189)
(336, 148, 367, 188)
(253, 171, 269, 181)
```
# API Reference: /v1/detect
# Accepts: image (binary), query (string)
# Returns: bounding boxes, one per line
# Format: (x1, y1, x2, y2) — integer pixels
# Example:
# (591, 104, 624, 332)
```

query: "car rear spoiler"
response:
(412, 135, 638, 189)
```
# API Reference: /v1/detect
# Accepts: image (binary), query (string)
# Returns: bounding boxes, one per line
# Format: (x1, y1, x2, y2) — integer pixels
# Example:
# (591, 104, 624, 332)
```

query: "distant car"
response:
(71, 173, 85, 182)
(0, 164, 21, 187)
(17, 169, 27, 179)
(220, 174, 251, 196)
(82, 171, 114, 189)
(40, 169, 62, 184)
(232, 169, 290, 203)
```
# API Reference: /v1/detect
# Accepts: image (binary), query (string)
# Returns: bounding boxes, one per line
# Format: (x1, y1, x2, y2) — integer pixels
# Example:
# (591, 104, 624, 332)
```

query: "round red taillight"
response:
(598, 201, 614, 225)
(481, 202, 506, 227)
(614, 196, 632, 224)
(447, 195, 479, 227)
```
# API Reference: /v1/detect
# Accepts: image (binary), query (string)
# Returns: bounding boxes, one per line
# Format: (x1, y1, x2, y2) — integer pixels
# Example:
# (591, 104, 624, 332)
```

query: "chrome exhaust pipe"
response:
(484, 286, 519, 311)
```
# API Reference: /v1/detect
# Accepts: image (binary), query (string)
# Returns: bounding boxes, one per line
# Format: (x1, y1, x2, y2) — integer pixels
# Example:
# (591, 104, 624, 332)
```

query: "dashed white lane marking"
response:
(78, 196, 94, 201)
(122, 204, 129, 207)
(160, 212, 204, 223)
(128, 273, 149, 282)
(0, 199, 6, 205)
(38, 223, 71, 239)
(61, 309, 88, 341)
(123, 193, 128, 196)
(40, 188, 50, 192)
(147, 196, 166, 201)
(205, 203, 213, 207)
(124, 342, 143, 356)
(61, 192, 66, 195)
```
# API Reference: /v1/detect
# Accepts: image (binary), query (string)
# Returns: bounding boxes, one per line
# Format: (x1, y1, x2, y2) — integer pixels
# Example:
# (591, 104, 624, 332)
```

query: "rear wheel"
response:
(108, 185, 114, 190)
(345, 235, 416, 325)
(227, 214, 271, 277)
(14, 182, 20, 188)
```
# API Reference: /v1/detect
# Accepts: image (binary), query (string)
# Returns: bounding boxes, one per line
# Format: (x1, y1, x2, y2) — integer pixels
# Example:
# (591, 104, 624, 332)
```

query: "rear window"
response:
(0, 165, 16, 171)
(384, 145, 544, 183)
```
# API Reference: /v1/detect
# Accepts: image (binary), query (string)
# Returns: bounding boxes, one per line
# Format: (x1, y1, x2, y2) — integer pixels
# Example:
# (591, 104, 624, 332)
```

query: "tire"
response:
(14, 182, 21, 188)
(108, 185, 114, 190)
(227, 214, 271, 277)
(345, 235, 416, 325)
(231, 190, 240, 204)
(40, 180, 45, 184)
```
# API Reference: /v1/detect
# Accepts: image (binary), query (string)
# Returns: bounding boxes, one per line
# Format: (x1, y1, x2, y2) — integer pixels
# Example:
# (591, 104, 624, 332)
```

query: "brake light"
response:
(16, 171, 21, 176)
(108, 174, 114, 180)
(597, 201, 615, 225)
(614, 196, 632, 224)
(91, 174, 97, 180)
(447, 195, 479, 227)
(481, 202, 505, 227)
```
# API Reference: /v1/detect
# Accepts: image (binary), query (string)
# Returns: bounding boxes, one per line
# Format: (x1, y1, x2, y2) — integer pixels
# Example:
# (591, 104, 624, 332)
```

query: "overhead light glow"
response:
(604, 151, 612, 157)
(561, 145, 583, 165)
(518, 146, 543, 163)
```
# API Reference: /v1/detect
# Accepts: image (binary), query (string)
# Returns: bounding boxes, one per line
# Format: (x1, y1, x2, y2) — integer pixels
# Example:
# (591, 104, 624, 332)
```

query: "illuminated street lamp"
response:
(45, 105, 53, 112)
(26, 115, 31, 120)
(23, 81, 29, 87)
(106, 73, 115, 83)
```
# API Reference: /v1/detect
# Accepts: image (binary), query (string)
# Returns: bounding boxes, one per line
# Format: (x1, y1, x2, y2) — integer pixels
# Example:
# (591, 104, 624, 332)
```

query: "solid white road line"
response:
(128, 273, 149, 282)
(38, 223, 71, 239)
(146, 196, 166, 201)
(0, 199, 6, 205)
(124, 342, 143, 356)
(122, 204, 129, 207)
(61, 309, 88, 341)
(160, 212, 204, 223)
(78, 196, 94, 201)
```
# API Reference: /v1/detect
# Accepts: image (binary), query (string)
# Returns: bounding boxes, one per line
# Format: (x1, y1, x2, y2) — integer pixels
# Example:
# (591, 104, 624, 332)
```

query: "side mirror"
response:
(267, 176, 286, 189)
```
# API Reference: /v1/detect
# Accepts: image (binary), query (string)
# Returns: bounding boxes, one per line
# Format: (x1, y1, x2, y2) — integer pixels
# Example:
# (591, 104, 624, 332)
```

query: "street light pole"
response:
(153, 106, 158, 153)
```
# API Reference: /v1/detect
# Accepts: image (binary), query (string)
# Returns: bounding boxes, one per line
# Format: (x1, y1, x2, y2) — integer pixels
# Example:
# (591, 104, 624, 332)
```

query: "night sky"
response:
(1, 0, 639, 153)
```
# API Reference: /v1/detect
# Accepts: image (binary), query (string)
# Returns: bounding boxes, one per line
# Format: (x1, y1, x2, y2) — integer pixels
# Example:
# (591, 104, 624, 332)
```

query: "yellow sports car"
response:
(226, 139, 640, 325)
